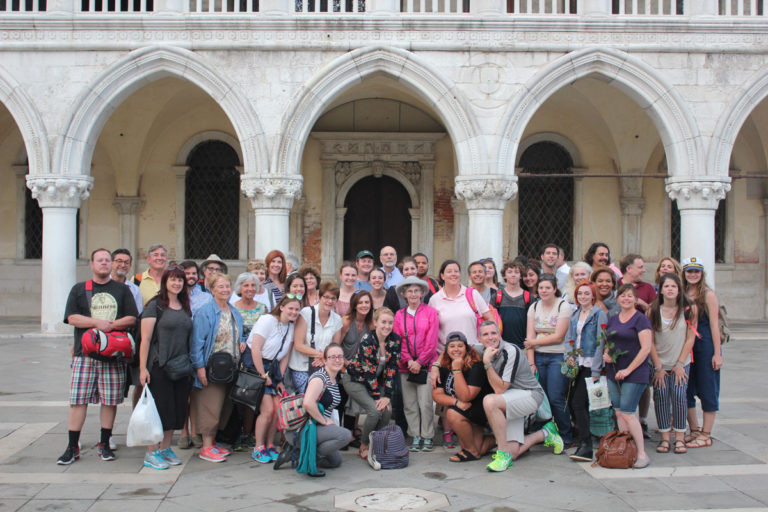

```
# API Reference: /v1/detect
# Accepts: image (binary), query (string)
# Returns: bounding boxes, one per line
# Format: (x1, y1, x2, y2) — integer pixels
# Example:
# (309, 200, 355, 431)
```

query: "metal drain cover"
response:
(335, 488, 449, 512)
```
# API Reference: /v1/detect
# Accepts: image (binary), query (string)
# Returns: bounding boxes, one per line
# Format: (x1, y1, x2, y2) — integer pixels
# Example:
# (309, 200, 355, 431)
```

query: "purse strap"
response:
(403, 306, 419, 362)
(309, 306, 316, 349)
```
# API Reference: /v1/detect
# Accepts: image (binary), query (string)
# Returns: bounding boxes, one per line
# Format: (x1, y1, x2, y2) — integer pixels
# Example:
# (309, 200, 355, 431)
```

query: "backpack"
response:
(493, 289, 531, 308)
(593, 430, 638, 469)
(466, 288, 503, 336)
(80, 280, 136, 362)
(368, 424, 409, 470)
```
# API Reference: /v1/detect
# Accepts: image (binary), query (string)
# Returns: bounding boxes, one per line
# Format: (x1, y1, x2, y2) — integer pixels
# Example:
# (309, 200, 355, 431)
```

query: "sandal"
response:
(686, 431, 712, 449)
(656, 440, 671, 453)
(449, 449, 479, 463)
(684, 429, 701, 444)
(674, 440, 688, 454)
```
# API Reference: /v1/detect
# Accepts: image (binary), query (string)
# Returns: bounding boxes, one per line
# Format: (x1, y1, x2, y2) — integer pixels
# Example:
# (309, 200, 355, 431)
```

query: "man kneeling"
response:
(479, 321, 564, 472)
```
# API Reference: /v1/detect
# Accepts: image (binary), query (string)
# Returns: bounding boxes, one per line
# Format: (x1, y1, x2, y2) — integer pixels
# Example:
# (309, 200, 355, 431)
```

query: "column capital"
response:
(241, 175, 303, 210)
(620, 196, 645, 216)
(113, 195, 144, 215)
(454, 175, 518, 210)
(26, 175, 92, 208)
(665, 178, 731, 210)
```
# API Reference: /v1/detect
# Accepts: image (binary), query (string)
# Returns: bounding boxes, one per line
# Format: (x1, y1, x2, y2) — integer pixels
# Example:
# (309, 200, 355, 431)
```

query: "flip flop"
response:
(449, 450, 479, 462)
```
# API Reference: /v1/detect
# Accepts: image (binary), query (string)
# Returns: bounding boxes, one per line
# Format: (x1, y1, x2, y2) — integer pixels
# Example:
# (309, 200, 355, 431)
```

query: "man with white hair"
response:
(380, 245, 403, 289)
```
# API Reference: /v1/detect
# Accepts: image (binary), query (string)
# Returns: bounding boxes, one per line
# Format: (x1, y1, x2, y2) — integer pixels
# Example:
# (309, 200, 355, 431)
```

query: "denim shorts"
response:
(607, 379, 646, 414)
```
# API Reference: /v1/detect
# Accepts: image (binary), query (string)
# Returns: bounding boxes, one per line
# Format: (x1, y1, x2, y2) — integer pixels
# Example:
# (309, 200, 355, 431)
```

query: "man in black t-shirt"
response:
(56, 248, 138, 465)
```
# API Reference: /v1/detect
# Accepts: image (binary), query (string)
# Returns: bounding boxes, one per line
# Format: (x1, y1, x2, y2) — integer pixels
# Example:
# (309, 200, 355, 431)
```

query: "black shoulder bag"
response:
(307, 306, 322, 376)
(206, 312, 239, 384)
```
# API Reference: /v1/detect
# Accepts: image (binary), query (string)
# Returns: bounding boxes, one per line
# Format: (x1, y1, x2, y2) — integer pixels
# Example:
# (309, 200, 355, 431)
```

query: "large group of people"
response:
(56, 241, 724, 474)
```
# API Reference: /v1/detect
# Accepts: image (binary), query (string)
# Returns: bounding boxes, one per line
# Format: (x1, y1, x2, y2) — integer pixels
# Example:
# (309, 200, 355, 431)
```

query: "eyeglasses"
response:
(540, 273, 556, 280)
(113, 259, 131, 266)
(168, 264, 184, 271)
(285, 293, 303, 300)
(326, 355, 344, 361)
(207, 266, 223, 273)
(321, 295, 338, 301)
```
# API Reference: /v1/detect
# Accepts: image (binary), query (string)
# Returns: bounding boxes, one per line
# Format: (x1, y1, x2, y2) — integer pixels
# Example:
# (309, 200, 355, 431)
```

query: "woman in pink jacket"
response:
(393, 276, 439, 452)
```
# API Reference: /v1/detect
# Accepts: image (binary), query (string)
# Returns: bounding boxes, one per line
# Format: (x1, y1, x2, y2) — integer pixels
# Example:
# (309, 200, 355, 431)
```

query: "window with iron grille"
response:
(671, 199, 726, 264)
(185, 140, 241, 260)
(24, 186, 80, 259)
(518, 141, 574, 260)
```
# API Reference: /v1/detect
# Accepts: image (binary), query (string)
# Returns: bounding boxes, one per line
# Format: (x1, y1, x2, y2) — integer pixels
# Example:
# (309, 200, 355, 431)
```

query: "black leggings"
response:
(568, 366, 592, 444)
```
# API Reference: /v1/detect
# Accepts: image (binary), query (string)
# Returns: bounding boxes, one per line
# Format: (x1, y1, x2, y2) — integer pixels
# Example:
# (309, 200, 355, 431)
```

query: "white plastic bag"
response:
(586, 376, 611, 411)
(126, 386, 164, 447)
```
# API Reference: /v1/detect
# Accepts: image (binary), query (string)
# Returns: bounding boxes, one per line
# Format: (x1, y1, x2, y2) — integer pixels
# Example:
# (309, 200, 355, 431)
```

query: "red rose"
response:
(569, 340, 575, 345)
(601, 324, 607, 329)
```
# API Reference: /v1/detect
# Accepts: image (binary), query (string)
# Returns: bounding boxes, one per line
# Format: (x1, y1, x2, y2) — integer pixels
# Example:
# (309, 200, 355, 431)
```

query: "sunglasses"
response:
(479, 258, 494, 264)
(168, 264, 184, 271)
(285, 293, 303, 300)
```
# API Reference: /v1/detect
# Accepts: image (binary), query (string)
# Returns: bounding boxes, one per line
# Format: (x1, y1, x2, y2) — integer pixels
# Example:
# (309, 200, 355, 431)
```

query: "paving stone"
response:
(87, 500, 162, 512)
(0, 485, 44, 500)
(34, 484, 109, 500)
(0, 500, 28, 512)
(16, 500, 94, 512)
(99, 484, 172, 500)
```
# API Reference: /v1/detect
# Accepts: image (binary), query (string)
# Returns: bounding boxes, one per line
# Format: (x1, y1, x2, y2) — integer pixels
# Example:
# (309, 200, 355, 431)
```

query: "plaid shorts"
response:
(70, 356, 126, 406)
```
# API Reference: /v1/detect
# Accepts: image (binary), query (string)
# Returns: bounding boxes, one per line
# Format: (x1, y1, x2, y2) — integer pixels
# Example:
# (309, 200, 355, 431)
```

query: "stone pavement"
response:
(1, 319, 767, 512)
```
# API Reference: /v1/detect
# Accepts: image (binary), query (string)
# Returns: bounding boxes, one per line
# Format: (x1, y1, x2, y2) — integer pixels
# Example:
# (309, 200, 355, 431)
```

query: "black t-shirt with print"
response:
(64, 279, 139, 356)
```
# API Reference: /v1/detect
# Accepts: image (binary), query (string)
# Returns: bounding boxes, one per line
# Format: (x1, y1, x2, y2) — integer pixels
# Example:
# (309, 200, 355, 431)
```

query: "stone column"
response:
(27, 175, 93, 333)
(241, 175, 303, 259)
(686, 0, 718, 16)
(455, 175, 517, 269)
(113, 196, 144, 261)
(620, 176, 645, 255)
(666, 178, 730, 289)
(577, 0, 611, 15)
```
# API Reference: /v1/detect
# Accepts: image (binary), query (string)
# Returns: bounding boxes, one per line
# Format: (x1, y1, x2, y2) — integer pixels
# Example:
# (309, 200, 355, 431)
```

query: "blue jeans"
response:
(607, 379, 646, 414)
(535, 352, 572, 443)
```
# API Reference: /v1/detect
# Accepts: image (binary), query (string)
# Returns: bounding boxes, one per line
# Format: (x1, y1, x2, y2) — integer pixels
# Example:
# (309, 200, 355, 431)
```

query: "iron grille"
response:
(24, 187, 42, 259)
(518, 141, 574, 260)
(185, 140, 241, 260)
(671, 199, 726, 264)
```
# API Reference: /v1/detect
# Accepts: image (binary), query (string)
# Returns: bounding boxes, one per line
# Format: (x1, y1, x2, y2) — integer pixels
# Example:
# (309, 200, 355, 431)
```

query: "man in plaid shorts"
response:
(57, 248, 138, 465)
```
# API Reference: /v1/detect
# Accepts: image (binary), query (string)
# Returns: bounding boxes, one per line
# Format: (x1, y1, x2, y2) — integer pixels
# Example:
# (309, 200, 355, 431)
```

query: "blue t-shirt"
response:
(604, 311, 652, 385)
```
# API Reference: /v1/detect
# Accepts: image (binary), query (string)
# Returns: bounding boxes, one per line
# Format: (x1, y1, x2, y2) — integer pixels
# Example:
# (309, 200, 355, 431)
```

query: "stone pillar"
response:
(242, 175, 303, 259)
(27, 175, 93, 333)
(113, 196, 144, 262)
(455, 175, 517, 270)
(666, 178, 730, 289)
(620, 176, 645, 256)
(686, 0, 718, 16)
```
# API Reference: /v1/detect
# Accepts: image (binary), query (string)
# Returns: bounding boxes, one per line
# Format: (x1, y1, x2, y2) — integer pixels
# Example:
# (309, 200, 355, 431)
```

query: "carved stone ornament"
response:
(26, 175, 93, 208)
(665, 179, 731, 210)
(241, 175, 303, 209)
(454, 175, 518, 210)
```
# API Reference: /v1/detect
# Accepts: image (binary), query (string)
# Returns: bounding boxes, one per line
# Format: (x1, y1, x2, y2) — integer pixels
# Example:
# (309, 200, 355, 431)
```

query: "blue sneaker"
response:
(252, 447, 272, 463)
(144, 450, 170, 470)
(267, 445, 279, 461)
(160, 447, 182, 466)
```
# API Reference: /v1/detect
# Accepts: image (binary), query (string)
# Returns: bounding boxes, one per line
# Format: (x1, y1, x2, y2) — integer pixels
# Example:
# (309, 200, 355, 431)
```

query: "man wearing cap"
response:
(380, 245, 404, 289)
(199, 254, 228, 293)
(479, 321, 564, 472)
(137, 243, 168, 306)
(354, 250, 375, 291)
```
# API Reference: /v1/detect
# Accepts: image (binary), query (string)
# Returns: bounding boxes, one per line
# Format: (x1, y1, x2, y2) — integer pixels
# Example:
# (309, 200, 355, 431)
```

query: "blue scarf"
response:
(296, 404, 324, 475)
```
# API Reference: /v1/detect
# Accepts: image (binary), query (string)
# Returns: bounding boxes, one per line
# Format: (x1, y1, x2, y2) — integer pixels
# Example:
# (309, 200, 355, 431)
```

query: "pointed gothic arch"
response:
(54, 45, 267, 179)
(274, 45, 484, 178)
(496, 47, 701, 179)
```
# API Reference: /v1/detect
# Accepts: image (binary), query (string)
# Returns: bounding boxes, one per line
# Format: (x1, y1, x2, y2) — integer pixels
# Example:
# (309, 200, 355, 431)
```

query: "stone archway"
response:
(312, 132, 443, 276)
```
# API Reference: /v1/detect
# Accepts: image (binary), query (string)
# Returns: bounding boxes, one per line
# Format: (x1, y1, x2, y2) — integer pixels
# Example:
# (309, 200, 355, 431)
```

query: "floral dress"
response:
(345, 332, 401, 399)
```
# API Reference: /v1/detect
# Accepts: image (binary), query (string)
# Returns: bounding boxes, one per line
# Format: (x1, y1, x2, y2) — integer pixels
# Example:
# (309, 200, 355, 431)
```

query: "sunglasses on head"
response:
(285, 293, 303, 300)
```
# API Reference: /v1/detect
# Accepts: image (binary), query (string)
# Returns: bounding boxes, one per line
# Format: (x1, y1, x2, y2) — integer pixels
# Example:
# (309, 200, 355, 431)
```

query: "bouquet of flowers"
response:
(560, 340, 582, 380)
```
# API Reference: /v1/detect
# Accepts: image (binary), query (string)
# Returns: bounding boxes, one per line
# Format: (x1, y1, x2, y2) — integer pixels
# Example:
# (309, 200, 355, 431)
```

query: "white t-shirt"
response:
(527, 298, 570, 354)
(247, 314, 294, 361)
(288, 305, 343, 371)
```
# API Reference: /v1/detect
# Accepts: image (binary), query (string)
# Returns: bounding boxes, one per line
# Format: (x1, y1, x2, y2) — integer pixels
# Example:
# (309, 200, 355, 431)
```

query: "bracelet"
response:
(484, 363, 492, 370)
(451, 369, 462, 373)
(431, 363, 440, 369)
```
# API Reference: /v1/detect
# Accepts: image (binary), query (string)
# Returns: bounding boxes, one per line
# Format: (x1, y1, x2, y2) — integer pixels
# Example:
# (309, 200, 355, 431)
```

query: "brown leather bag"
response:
(593, 430, 637, 469)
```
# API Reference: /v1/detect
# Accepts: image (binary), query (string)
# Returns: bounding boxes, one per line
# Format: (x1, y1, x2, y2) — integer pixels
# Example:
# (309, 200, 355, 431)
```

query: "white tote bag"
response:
(586, 376, 611, 411)
(126, 386, 164, 447)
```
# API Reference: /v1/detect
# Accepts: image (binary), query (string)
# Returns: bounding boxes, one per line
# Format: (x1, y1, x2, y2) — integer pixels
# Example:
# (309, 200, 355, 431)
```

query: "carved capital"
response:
(26, 175, 93, 208)
(454, 175, 518, 210)
(665, 178, 731, 210)
(113, 196, 144, 216)
(242, 175, 303, 210)
(620, 196, 645, 216)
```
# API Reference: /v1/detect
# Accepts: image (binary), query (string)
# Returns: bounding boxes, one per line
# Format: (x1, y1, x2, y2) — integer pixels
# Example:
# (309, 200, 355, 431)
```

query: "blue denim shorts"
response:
(607, 379, 646, 414)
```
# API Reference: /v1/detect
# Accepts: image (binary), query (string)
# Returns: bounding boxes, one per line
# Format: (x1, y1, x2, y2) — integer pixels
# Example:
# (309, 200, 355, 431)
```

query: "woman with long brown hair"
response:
(263, 249, 287, 304)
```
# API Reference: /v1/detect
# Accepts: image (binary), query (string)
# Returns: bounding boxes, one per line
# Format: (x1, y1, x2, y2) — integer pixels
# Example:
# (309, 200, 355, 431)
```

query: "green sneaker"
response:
(542, 421, 564, 455)
(486, 450, 513, 472)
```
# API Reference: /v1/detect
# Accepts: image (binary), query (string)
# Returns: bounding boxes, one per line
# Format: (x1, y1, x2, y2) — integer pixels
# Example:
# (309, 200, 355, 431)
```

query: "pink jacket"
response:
(394, 303, 439, 373)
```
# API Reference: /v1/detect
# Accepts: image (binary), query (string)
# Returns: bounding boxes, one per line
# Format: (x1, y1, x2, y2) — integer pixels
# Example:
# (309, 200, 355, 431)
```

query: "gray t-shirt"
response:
(484, 342, 545, 405)
(143, 299, 193, 367)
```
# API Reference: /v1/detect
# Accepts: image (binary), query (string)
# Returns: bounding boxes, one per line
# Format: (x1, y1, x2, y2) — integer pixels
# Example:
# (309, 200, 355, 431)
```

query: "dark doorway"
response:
(343, 175, 412, 262)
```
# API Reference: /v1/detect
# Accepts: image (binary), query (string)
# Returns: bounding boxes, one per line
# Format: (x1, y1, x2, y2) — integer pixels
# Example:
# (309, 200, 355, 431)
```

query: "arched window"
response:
(671, 200, 726, 264)
(185, 140, 240, 260)
(518, 141, 574, 259)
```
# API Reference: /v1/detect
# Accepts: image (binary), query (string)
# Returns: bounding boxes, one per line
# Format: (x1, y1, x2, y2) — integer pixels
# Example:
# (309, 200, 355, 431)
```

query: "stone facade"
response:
(0, 0, 767, 331)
